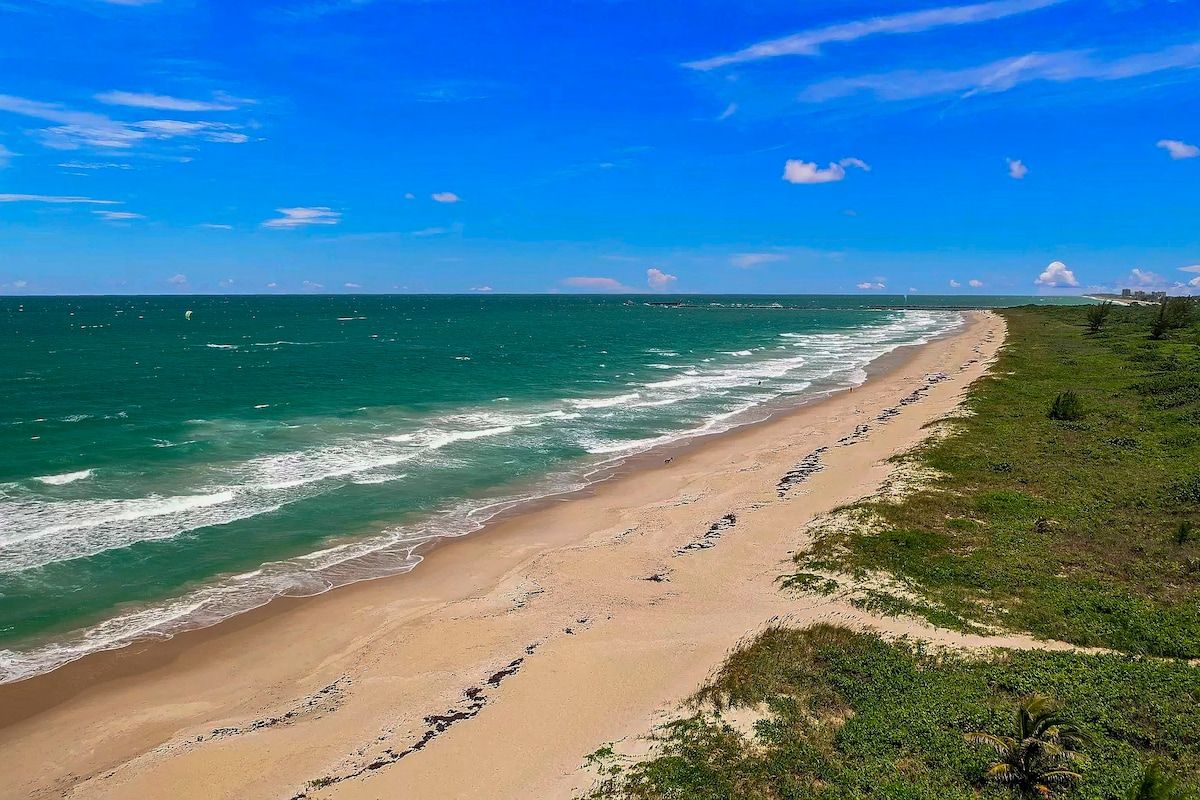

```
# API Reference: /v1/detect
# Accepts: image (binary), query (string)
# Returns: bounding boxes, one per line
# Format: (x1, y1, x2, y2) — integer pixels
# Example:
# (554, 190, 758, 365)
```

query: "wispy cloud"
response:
(800, 42, 1200, 105)
(431, 191, 461, 203)
(94, 91, 247, 112)
(58, 161, 133, 170)
(647, 268, 677, 290)
(94, 210, 145, 221)
(783, 157, 869, 184)
(562, 276, 632, 292)
(1158, 139, 1199, 159)
(731, 253, 787, 269)
(471, 286, 493, 292)
(0, 143, 12, 167)
(0, 93, 252, 150)
(344, 282, 362, 289)
(262, 207, 341, 228)
(1007, 158, 1028, 178)
(0, 193, 119, 204)
(686, 0, 1067, 70)
(857, 281, 887, 290)
(166, 273, 187, 285)
(969, 278, 985, 287)
(717, 103, 738, 121)
(199, 223, 233, 229)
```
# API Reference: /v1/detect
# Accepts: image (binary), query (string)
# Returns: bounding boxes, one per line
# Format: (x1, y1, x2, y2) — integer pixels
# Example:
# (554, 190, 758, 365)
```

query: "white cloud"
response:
(1034, 260, 1079, 287)
(0, 93, 251, 151)
(471, 286, 493, 292)
(94, 210, 144, 221)
(1178, 265, 1200, 273)
(1128, 268, 1165, 287)
(411, 226, 448, 237)
(344, 282, 361, 289)
(1007, 158, 1028, 178)
(717, 103, 738, 120)
(262, 207, 341, 228)
(647, 268, 677, 290)
(909, 287, 919, 292)
(857, 281, 886, 290)
(431, 192, 461, 203)
(783, 157, 869, 184)
(1157, 139, 1199, 160)
(404, 192, 416, 199)
(166, 273, 187, 285)
(58, 161, 133, 170)
(800, 43, 1200, 105)
(199, 223, 233, 230)
(685, 0, 1065, 69)
(0, 193, 119, 204)
(969, 278, 985, 287)
(949, 279, 962, 288)
(0, 143, 13, 167)
(11, 280, 28, 289)
(562, 276, 632, 292)
(94, 91, 245, 112)
(219, 278, 235, 288)
(1190, 276, 1200, 288)
(731, 253, 787, 268)
(302, 280, 324, 291)
(267, 282, 279, 289)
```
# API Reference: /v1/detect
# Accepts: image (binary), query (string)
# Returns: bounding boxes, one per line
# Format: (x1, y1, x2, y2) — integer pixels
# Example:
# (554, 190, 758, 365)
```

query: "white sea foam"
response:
(205, 343, 238, 349)
(33, 469, 93, 486)
(567, 392, 641, 409)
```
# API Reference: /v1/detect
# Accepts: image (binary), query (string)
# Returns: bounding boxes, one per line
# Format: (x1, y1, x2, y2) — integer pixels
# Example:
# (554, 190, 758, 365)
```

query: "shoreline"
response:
(0, 311, 1003, 800)
(0, 317, 960, 689)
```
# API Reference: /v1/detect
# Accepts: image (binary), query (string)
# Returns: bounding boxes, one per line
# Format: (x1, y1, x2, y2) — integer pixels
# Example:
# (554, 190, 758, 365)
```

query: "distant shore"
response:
(0, 312, 1004, 800)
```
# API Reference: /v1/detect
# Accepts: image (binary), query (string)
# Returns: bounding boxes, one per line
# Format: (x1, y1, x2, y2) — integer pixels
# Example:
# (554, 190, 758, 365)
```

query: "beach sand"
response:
(0, 311, 1009, 800)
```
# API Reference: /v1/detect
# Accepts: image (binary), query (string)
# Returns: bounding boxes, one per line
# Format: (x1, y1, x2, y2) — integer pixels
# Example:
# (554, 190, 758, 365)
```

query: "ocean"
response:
(0, 294, 1080, 681)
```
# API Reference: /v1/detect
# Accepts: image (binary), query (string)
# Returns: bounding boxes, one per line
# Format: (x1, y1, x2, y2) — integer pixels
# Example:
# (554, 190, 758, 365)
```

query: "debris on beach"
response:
(837, 425, 871, 446)
(677, 513, 738, 554)
(776, 448, 828, 495)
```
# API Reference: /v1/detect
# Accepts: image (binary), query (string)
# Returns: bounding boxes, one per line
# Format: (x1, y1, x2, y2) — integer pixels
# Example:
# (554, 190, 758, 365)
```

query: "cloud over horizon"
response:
(646, 268, 677, 290)
(1035, 260, 1079, 288)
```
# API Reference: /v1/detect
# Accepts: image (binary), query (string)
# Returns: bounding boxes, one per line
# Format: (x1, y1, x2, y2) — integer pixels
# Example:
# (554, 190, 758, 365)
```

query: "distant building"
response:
(1118, 289, 1167, 302)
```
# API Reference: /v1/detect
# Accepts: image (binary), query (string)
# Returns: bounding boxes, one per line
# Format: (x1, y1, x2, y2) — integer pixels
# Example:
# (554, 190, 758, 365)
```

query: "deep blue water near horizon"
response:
(0, 294, 1087, 681)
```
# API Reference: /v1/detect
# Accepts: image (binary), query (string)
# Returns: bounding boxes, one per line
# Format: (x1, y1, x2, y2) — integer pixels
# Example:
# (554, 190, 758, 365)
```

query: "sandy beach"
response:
(0, 311, 1007, 800)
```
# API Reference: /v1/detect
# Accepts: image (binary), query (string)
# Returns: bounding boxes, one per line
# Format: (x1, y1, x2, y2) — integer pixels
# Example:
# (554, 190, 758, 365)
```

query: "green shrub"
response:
(1087, 301, 1113, 333)
(1048, 390, 1083, 421)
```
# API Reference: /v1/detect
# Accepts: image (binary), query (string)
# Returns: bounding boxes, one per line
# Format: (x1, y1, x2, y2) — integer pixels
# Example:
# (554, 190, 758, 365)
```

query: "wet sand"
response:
(0, 311, 1005, 800)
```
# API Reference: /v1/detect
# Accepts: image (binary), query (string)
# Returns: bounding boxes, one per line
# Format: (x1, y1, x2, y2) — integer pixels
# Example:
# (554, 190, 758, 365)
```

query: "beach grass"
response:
(581, 625, 1200, 799)
(792, 303, 1200, 658)
(583, 304, 1200, 799)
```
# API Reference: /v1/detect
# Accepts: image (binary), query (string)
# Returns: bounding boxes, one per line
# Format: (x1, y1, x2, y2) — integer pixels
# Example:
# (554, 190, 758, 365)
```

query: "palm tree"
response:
(965, 695, 1090, 797)
(1125, 763, 1194, 800)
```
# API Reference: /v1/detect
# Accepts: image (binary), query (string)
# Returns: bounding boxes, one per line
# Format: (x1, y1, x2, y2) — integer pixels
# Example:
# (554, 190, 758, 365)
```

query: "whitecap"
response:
(566, 392, 641, 410)
(33, 469, 93, 486)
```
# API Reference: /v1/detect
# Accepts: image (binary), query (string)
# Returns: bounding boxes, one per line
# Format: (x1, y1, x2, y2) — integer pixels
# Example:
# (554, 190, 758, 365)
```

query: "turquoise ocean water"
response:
(0, 294, 1084, 681)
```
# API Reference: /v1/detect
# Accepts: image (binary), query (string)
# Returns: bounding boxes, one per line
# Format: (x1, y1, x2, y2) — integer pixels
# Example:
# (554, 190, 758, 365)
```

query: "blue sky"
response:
(0, 0, 1197, 295)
